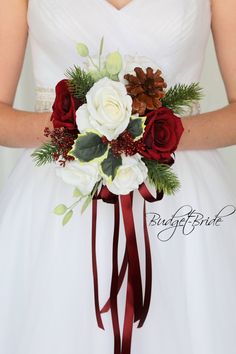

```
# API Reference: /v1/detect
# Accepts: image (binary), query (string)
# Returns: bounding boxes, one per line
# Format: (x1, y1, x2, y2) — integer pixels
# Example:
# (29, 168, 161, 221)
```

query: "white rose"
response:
(56, 161, 100, 196)
(119, 55, 161, 84)
(76, 77, 132, 141)
(76, 103, 93, 132)
(105, 155, 148, 195)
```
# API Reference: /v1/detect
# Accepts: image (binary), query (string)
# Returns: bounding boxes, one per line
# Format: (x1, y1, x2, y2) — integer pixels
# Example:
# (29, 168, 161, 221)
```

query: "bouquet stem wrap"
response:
(91, 184, 163, 354)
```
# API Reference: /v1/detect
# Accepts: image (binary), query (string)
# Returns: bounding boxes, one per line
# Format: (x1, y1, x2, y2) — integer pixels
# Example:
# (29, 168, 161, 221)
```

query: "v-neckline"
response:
(104, 0, 135, 12)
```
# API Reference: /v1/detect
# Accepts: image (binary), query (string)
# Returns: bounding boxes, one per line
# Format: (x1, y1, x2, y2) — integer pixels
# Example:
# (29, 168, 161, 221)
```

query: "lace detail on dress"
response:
(35, 87, 55, 112)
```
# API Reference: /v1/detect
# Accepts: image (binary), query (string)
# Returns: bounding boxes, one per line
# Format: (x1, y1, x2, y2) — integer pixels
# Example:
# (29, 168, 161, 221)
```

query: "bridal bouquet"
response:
(32, 38, 202, 354)
(33, 39, 201, 220)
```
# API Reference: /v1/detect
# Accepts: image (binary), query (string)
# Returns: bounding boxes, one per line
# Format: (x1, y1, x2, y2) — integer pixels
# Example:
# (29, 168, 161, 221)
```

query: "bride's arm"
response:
(0, 0, 52, 148)
(178, 0, 236, 150)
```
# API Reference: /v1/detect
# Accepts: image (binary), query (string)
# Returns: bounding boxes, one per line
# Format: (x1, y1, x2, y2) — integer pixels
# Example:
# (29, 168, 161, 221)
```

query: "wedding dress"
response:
(1, 1, 236, 353)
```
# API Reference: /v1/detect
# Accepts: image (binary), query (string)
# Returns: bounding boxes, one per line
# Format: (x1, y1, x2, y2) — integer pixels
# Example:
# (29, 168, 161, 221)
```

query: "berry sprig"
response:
(102, 131, 146, 157)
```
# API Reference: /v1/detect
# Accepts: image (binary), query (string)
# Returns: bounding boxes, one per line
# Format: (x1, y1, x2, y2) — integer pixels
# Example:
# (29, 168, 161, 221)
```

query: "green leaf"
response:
(127, 118, 144, 138)
(143, 159, 180, 195)
(73, 187, 83, 198)
(54, 204, 68, 215)
(99, 37, 104, 57)
(71, 132, 108, 162)
(81, 195, 92, 214)
(62, 210, 73, 226)
(101, 149, 122, 180)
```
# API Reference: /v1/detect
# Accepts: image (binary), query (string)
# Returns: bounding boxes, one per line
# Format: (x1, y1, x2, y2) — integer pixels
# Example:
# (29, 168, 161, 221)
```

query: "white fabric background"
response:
(0, 34, 235, 191)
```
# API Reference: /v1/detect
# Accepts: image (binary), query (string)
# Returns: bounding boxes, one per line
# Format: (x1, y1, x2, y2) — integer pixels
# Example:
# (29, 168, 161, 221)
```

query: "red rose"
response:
(140, 107, 184, 162)
(51, 79, 82, 130)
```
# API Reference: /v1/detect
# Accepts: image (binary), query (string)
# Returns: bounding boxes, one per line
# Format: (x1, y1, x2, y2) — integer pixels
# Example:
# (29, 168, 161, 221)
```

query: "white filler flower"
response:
(105, 155, 148, 195)
(56, 161, 100, 196)
(76, 77, 132, 141)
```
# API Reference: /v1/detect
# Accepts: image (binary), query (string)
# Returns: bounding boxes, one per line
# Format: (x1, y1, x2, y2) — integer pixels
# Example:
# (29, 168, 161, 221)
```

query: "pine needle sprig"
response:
(143, 158, 180, 195)
(65, 65, 95, 100)
(161, 83, 203, 115)
(31, 142, 57, 166)
(32, 127, 77, 167)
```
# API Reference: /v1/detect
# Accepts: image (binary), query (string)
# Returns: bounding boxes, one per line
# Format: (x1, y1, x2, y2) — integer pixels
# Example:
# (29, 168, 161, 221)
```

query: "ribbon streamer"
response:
(91, 183, 163, 354)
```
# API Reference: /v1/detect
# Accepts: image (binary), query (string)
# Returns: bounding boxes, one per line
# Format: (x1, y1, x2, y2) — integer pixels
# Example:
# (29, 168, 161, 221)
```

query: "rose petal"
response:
(76, 104, 93, 133)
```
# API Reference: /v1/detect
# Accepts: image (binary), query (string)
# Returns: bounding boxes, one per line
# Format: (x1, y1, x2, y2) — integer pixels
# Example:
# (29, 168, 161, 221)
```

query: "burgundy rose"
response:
(51, 79, 82, 130)
(140, 107, 184, 162)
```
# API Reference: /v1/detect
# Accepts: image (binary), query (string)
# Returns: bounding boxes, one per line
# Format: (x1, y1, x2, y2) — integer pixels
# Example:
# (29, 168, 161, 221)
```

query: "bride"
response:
(0, 0, 236, 354)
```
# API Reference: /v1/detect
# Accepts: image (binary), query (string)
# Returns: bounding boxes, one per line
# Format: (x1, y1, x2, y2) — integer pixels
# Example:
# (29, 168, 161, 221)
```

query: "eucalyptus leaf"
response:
(54, 204, 68, 215)
(81, 195, 92, 214)
(73, 187, 83, 198)
(62, 210, 73, 226)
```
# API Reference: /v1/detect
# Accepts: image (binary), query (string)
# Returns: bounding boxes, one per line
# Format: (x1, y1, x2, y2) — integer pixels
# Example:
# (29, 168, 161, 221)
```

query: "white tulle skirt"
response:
(0, 147, 236, 354)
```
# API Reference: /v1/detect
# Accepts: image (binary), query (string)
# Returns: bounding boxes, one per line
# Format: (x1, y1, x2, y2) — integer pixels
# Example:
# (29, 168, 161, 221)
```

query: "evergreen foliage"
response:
(162, 83, 203, 115)
(143, 158, 180, 195)
(31, 142, 57, 166)
(65, 66, 95, 100)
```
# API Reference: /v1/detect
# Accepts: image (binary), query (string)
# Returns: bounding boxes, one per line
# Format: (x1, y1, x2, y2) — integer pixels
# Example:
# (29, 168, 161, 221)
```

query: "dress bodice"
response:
(27, 0, 211, 93)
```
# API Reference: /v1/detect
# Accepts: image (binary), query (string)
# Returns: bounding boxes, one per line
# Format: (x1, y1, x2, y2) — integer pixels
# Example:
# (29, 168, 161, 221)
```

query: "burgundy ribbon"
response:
(110, 200, 121, 354)
(91, 183, 163, 354)
(91, 198, 104, 330)
(120, 193, 143, 321)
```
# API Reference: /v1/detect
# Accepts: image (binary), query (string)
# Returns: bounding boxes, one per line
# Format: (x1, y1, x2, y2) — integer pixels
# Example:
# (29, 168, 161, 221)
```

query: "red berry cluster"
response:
(106, 131, 146, 157)
(135, 138, 146, 155)
(44, 127, 78, 166)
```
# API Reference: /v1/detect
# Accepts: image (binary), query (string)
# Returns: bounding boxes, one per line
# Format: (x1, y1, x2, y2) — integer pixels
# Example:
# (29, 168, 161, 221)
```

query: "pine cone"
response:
(124, 67, 167, 115)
